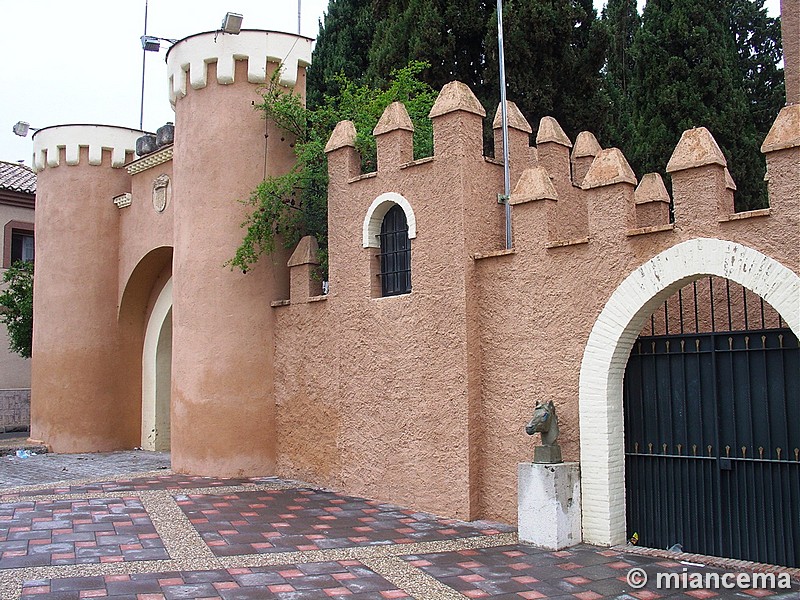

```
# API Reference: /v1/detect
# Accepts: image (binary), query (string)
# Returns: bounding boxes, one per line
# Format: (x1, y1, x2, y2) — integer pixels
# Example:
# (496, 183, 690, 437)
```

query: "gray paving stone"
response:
(1, 450, 170, 487)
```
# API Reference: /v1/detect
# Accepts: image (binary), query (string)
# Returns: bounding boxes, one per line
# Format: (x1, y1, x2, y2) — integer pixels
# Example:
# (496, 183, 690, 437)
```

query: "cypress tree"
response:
(600, 0, 641, 150)
(727, 0, 784, 142)
(629, 0, 765, 211)
(306, 0, 376, 107)
(483, 0, 608, 142)
(310, 1, 610, 147)
(367, 0, 490, 97)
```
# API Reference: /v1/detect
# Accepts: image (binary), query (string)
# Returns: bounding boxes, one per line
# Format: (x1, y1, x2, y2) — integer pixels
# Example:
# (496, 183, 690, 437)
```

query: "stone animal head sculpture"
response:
(525, 400, 559, 447)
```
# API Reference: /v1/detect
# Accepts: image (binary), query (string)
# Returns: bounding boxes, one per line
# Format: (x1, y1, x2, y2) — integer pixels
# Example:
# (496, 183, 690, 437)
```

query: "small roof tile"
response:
(0, 161, 36, 194)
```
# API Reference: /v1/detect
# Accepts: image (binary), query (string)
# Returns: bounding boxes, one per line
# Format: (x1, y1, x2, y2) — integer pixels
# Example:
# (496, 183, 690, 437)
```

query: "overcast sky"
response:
(0, 0, 781, 166)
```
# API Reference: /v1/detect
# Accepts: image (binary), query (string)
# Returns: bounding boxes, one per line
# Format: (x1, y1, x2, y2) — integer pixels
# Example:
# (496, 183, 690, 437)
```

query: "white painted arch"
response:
(578, 238, 800, 546)
(142, 278, 173, 452)
(362, 192, 417, 248)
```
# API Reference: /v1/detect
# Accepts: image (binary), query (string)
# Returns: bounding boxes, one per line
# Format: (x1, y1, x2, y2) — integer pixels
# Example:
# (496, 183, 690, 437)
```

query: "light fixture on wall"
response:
(220, 12, 243, 35)
(12, 121, 38, 137)
(138, 0, 178, 129)
(140, 35, 177, 52)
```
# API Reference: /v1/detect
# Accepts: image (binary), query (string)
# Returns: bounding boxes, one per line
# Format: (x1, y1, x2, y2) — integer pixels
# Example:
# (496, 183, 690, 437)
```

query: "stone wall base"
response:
(0, 389, 30, 432)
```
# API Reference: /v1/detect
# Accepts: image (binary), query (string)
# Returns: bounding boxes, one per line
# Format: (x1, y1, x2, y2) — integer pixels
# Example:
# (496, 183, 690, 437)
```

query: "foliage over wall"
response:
(235, 0, 785, 270)
(230, 61, 436, 275)
(310, 0, 784, 211)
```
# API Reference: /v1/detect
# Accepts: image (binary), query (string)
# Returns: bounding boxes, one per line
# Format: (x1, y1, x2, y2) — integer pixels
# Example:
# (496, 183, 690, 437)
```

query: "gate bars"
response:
(624, 276, 800, 567)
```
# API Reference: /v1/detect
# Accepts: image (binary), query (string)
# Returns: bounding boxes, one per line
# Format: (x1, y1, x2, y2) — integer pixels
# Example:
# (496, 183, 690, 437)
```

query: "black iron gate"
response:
(623, 278, 800, 567)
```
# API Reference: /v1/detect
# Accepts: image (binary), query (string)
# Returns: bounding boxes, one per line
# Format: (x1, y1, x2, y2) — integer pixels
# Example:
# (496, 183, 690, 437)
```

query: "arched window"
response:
(378, 204, 411, 296)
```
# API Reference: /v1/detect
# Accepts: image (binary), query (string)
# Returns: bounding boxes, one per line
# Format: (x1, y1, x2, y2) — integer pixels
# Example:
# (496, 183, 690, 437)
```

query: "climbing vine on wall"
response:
(229, 60, 437, 276)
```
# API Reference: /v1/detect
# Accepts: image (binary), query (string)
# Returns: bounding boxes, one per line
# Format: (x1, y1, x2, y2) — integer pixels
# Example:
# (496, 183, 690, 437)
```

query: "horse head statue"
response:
(525, 400, 559, 447)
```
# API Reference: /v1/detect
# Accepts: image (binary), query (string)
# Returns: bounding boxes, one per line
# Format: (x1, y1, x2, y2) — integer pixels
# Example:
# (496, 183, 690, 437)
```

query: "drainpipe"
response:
(497, 0, 512, 249)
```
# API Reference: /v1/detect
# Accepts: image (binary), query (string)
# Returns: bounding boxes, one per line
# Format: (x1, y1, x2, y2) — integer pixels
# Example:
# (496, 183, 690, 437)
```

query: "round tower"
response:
(165, 30, 312, 476)
(30, 125, 141, 452)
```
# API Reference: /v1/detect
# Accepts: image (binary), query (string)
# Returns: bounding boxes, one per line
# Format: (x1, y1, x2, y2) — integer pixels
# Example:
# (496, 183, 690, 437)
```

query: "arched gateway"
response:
(579, 238, 800, 550)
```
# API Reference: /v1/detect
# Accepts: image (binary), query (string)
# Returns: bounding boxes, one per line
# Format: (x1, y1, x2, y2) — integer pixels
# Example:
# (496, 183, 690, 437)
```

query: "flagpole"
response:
(139, 0, 149, 130)
(497, 0, 512, 249)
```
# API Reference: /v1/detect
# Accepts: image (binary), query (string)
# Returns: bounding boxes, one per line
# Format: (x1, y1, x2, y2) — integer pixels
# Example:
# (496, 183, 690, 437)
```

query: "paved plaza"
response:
(0, 451, 797, 599)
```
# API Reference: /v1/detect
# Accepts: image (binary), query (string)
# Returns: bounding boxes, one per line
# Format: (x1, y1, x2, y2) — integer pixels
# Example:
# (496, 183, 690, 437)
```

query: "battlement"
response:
(166, 30, 313, 104)
(31, 125, 141, 173)
(322, 82, 800, 264)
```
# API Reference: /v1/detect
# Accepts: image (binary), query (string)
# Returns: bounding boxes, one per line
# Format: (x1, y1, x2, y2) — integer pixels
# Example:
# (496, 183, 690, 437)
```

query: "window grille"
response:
(378, 204, 411, 296)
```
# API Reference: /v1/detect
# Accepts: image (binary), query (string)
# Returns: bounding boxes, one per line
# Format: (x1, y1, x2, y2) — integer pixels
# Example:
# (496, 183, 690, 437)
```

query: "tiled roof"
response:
(0, 161, 36, 194)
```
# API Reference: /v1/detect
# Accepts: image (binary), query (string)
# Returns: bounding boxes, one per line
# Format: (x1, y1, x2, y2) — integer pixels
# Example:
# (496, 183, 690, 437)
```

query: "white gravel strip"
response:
(362, 556, 466, 600)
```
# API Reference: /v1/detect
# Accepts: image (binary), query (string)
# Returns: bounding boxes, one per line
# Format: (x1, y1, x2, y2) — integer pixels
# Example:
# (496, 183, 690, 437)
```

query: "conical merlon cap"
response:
(510, 166, 558, 204)
(287, 235, 320, 267)
(666, 127, 727, 172)
(536, 117, 572, 147)
(760, 104, 800, 153)
(429, 81, 486, 118)
(635, 173, 670, 204)
(325, 120, 357, 153)
(582, 148, 637, 189)
(374, 101, 414, 135)
(492, 101, 532, 133)
(572, 131, 602, 158)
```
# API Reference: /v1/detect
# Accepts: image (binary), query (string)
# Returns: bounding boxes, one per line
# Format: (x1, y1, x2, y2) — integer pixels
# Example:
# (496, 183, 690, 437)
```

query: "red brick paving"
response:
(175, 488, 513, 557)
(19, 561, 411, 599)
(3, 475, 797, 599)
(0, 497, 167, 568)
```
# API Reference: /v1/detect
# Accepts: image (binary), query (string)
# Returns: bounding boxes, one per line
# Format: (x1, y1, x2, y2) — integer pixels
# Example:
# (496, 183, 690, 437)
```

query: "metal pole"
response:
(298, 0, 302, 34)
(139, 0, 149, 130)
(497, 0, 512, 249)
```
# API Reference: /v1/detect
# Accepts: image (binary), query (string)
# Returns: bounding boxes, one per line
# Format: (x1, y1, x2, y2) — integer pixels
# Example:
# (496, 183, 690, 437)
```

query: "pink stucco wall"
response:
(31, 142, 140, 451)
(274, 92, 799, 523)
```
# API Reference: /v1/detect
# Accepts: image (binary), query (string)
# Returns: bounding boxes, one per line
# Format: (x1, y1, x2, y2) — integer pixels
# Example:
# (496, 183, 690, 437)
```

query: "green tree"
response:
(230, 62, 437, 274)
(483, 0, 608, 142)
(368, 0, 490, 99)
(306, 0, 377, 107)
(727, 0, 784, 141)
(629, 0, 766, 211)
(0, 261, 33, 359)
(311, 1, 610, 148)
(600, 0, 641, 150)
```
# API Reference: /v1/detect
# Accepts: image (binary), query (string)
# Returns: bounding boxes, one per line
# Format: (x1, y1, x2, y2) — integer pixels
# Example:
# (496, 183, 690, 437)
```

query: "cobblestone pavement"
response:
(1, 451, 170, 486)
(0, 453, 797, 599)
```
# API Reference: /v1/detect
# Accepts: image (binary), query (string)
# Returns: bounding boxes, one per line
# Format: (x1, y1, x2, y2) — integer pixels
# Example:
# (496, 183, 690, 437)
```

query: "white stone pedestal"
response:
(518, 462, 581, 550)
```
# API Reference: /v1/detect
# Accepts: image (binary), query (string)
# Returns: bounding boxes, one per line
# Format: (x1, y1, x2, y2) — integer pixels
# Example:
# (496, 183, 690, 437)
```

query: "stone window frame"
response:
(362, 192, 416, 248)
(3, 220, 34, 268)
(362, 192, 417, 298)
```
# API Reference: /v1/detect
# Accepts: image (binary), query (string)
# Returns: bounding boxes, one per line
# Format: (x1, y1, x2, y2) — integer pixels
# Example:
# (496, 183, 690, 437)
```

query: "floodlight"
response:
(141, 35, 161, 52)
(221, 12, 243, 34)
(12, 121, 37, 137)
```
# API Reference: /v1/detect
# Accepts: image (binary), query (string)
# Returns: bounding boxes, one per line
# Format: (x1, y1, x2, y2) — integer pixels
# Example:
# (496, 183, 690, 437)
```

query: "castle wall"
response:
(274, 92, 509, 520)
(276, 93, 800, 525)
(476, 170, 799, 524)
(26, 15, 798, 545)
(118, 160, 175, 305)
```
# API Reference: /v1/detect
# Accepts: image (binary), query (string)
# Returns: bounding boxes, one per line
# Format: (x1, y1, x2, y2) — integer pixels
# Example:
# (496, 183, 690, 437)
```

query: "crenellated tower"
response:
(30, 125, 141, 451)
(165, 30, 312, 476)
